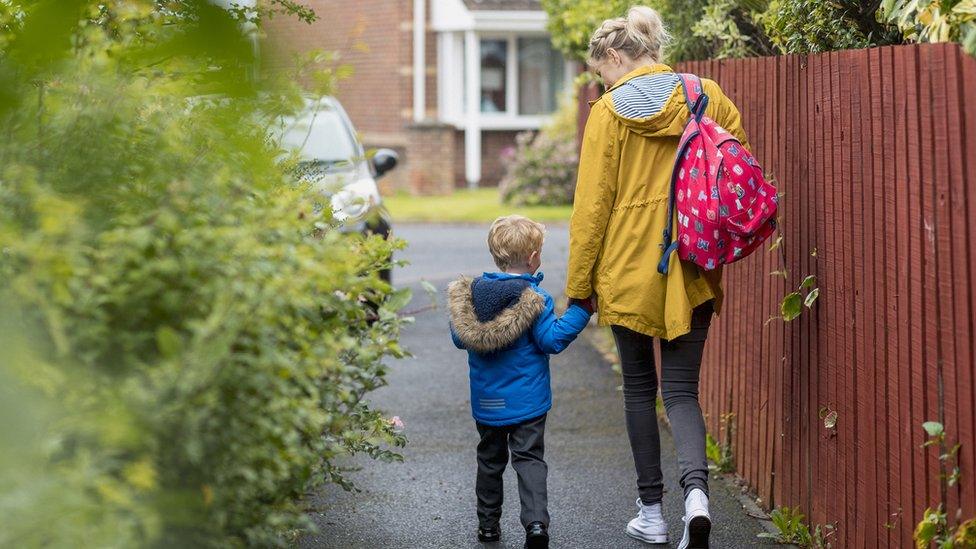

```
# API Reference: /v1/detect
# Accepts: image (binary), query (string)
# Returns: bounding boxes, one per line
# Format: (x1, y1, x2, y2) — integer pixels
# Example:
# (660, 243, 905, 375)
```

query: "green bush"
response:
(761, 0, 902, 54)
(499, 93, 579, 206)
(0, 1, 406, 546)
(543, 0, 908, 63)
(879, 0, 976, 56)
(542, 0, 718, 63)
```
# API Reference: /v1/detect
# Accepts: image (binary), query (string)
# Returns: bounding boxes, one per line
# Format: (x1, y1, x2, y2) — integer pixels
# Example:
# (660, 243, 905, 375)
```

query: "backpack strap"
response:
(658, 74, 709, 275)
(657, 132, 696, 275)
(678, 73, 709, 122)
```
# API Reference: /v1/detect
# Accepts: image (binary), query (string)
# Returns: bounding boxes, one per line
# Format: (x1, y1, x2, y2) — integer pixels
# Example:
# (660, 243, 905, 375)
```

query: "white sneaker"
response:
(677, 488, 711, 549)
(626, 497, 668, 544)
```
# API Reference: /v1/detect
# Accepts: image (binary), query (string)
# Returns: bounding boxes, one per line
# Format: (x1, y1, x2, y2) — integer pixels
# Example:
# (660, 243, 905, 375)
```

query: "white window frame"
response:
(437, 31, 572, 130)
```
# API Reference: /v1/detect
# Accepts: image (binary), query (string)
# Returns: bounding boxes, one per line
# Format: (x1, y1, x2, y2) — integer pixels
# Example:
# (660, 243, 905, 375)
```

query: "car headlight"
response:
(330, 178, 381, 222)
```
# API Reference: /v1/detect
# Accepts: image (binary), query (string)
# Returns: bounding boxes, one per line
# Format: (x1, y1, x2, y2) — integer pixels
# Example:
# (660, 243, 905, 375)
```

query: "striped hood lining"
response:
(610, 73, 680, 120)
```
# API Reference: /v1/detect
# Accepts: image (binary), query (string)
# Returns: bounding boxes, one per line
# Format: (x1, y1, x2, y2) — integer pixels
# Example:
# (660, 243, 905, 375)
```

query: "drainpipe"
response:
(413, 0, 425, 123)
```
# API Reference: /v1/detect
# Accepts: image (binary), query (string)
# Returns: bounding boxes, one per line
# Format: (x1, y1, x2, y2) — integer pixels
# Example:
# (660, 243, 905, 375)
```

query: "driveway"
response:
(301, 223, 770, 548)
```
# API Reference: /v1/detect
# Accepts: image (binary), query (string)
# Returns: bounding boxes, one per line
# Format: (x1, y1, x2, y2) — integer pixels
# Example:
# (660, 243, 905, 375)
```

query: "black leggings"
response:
(611, 302, 713, 505)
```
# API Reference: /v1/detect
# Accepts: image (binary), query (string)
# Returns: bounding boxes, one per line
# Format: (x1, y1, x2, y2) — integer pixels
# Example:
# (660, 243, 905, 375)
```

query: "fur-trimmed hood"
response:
(447, 272, 545, 354)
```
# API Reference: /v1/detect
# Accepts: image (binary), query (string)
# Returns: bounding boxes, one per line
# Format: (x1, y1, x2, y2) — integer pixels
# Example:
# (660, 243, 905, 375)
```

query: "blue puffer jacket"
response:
(447, 272, 591, 426)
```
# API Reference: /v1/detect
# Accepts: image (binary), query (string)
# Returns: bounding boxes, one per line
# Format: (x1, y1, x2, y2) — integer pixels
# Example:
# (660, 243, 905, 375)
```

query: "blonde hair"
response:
(487, 215, 546, 271)
(587, 6, 670, 66)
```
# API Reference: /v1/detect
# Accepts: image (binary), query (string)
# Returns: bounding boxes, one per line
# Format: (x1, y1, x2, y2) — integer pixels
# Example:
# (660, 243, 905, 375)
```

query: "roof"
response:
(462, 0, 542, 10)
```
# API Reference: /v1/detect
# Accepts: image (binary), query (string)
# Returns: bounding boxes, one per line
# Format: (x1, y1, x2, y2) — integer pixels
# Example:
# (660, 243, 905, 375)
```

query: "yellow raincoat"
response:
(566, 64, 750, 340)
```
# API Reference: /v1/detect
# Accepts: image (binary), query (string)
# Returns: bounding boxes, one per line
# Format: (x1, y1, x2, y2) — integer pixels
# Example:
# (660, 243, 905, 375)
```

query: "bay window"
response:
(439, 32, 568, 124)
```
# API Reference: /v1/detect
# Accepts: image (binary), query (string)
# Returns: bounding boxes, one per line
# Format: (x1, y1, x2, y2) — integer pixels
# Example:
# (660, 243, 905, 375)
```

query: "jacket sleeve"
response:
(531, 292, 592, 355)
(566, 100, 620, 300)
(703, 78, 751, 151)
(450, 323, 464, 350)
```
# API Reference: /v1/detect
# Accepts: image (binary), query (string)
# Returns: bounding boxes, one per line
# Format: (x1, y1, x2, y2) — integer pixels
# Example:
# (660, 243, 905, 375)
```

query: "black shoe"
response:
(524, 522, 549, 549)
(477, 524, 500, 543)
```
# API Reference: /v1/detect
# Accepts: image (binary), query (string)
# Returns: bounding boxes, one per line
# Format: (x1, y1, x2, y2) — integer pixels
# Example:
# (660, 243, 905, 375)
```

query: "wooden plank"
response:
(809, 50, 824, 520)
(957, 43, 976, 520)
(893, 45, 916, 548)
(757, 55, 771, 503)
(920, 44, 943, 519)
(776, 53, 792, 510)
(851, 45, 884, 547)
(865, 45, 883, 548)
(930, 43, 962, 521)
(905, 43, 930, 529)
(757, 54, 770, 502)
(794, 51, 810, 516)
(742, 55, 764, 486)
(831, 51, 863, 547)
(879, 45, 900, 547)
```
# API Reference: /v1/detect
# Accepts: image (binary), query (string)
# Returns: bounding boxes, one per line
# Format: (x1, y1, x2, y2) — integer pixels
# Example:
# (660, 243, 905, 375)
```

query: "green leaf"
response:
(804, 288, 820, 308)
(922, 421, 944, 437)
(156, 326, 183, 358)
(419, 280, 437, 296)
(800, 275, 817, 289)
(384, 288, 413, 312)
(781, 292, 803, 321)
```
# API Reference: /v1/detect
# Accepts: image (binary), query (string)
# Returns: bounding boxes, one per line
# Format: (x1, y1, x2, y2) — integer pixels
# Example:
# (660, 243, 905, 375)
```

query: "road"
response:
(301, 223, 770, 548)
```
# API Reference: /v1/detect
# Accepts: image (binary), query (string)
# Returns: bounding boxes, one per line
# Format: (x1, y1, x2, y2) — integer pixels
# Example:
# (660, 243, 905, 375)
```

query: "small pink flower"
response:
(389, 416, 405, 430)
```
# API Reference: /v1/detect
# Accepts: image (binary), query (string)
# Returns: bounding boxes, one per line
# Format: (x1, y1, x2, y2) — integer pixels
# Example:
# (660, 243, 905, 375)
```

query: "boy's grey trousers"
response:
(475, 413, 548, 529)
(611, 301, 714, 505)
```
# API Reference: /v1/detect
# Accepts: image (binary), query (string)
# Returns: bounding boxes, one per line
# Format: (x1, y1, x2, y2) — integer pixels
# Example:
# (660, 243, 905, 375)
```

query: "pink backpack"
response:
(657, 74, 778, 275)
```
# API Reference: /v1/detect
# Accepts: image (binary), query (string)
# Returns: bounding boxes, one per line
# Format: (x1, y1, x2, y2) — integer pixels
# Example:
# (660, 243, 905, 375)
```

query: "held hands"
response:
(568, 294, 598, 315)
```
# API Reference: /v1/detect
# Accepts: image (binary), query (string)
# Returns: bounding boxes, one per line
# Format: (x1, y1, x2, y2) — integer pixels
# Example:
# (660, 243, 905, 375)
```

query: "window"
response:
(517, 37, 564, 115)
(480, 39, 507, 113)
(442, 34, 567, 123)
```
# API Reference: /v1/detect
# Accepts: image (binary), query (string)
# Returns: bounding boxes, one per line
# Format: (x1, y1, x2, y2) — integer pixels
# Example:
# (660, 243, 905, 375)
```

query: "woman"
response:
(565, 6, 750, 548)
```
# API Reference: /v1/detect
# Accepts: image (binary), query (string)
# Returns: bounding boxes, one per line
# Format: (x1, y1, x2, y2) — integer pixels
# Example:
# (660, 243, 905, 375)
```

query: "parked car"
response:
(275, 96, 398, 281)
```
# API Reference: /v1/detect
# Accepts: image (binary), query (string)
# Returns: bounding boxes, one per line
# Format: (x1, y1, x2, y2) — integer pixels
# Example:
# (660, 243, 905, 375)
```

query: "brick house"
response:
(263, 0, 575, 194)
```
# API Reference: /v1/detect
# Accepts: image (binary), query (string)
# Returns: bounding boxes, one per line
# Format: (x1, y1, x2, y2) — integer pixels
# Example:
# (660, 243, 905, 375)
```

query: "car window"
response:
(278, 105, 359, 164)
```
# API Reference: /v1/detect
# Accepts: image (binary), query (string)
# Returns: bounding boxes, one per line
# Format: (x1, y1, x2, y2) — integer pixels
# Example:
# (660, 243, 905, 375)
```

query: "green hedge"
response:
(0, 2, 406, 546)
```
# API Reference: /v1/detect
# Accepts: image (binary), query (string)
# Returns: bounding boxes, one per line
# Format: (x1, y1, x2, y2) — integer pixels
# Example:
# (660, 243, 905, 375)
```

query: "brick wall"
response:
(263, 0, 439, 193)
(262, 1, 526, 194)
(482, 130, 521, 186)
(403, 123, 456, 195)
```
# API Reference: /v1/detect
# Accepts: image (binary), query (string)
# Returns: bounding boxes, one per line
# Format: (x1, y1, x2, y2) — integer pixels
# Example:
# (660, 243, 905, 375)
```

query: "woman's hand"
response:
(568, 294, 599, 315)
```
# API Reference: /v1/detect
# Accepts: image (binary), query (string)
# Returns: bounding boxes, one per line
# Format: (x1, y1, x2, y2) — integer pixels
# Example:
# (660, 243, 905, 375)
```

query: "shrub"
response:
(499, 93, 579, 206)
(0, 1, 406, 546)
(879, 0, 976, 56)
(761, 0, 902, 54)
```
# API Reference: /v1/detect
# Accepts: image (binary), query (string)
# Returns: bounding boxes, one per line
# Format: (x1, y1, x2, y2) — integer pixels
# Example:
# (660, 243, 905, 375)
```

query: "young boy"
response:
(447, 215, 594, 549)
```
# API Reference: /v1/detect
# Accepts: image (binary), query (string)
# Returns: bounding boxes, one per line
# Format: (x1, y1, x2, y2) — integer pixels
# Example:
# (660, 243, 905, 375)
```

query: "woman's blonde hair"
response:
(587, 6, 670, 66)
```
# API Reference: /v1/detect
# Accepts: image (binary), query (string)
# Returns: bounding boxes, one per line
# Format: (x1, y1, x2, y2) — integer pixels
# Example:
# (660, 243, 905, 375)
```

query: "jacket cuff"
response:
(564, 285, 592, 300)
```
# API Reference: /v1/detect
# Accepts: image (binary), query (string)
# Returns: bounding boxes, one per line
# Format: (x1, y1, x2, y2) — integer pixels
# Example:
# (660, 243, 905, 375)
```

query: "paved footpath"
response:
(300, 223, 771, 549)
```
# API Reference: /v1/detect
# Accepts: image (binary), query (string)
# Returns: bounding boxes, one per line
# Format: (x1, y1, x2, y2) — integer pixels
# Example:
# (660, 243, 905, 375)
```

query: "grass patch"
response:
(383, 188, 573, 224)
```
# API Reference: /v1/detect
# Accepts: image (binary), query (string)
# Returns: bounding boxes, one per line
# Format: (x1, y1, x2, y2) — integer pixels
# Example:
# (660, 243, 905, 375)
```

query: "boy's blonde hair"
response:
(487, 215, 546, 271)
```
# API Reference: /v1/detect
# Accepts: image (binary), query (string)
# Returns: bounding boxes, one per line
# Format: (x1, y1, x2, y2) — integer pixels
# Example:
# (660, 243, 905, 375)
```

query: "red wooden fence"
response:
(670, 44, 976, 547)
(577, 43, 976, 546)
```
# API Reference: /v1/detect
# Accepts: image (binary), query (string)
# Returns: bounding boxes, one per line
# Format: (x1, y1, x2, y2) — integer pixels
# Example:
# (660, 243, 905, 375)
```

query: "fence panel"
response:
(670, 44, 976, 545)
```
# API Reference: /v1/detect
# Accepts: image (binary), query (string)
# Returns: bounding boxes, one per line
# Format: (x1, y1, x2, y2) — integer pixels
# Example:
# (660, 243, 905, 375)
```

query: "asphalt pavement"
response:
(300, 223, 771, 548)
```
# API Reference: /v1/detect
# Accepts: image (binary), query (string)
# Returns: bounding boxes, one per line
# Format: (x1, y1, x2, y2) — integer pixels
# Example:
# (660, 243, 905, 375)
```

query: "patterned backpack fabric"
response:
(657, 74, 778, 275)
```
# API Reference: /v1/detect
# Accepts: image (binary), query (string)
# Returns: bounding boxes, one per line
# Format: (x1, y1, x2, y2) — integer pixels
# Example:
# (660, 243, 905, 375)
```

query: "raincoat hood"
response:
(601, 64, 691, 138)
